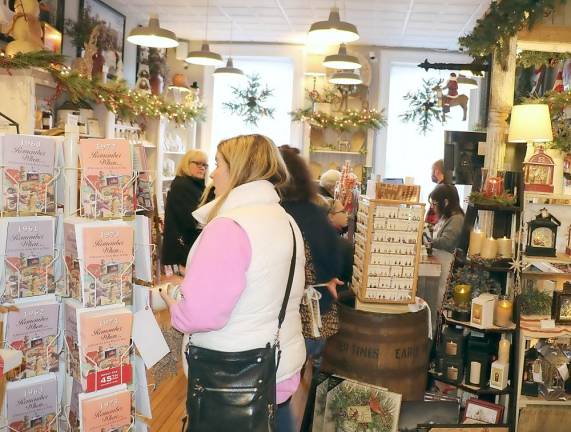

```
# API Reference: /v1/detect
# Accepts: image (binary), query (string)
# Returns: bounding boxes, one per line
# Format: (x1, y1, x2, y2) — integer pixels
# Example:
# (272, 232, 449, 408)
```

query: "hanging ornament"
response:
(222, 74, 275, 126)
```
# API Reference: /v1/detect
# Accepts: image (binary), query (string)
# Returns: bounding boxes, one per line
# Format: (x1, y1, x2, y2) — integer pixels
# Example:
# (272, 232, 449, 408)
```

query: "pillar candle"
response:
(498, 335, 511, 364)
(494, 297, 513, 328)
(469, 361, 481, 385)
(497, 237, 513, 258)
(480, 237, 498, 259)
(468, 230, 484, 256)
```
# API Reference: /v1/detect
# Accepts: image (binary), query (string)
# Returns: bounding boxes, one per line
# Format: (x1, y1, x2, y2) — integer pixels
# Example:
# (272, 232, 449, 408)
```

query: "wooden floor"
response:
(149, 365, 188, 431)
(148, 361, 312, 431)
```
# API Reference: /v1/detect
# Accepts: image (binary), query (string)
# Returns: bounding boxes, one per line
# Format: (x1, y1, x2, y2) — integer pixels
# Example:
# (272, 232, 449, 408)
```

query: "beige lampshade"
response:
(304, 54, 326, 77)
(508, 104, 553, 143)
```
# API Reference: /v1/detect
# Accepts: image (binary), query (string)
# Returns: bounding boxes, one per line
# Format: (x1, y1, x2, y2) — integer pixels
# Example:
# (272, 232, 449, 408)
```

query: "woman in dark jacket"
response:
(278, 145, 344, 430)
(162, 149, 209, 269)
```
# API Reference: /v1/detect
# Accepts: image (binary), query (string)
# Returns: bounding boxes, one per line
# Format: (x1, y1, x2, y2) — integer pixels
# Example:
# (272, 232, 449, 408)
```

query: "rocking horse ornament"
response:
(433, 72, 469, 121)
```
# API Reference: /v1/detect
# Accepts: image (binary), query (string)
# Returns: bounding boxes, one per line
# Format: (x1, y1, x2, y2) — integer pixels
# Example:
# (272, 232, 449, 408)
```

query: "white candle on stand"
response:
(480, 237, 498, 259)
(497, 237, 513, 258)
(468, 230, 484, 256)
(469, 361, 482, 385)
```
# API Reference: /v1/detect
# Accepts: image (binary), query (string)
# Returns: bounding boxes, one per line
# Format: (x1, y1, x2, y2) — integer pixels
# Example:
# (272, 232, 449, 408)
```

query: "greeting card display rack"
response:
(352, 196, 425, 304)
(0, 252, 59, 302)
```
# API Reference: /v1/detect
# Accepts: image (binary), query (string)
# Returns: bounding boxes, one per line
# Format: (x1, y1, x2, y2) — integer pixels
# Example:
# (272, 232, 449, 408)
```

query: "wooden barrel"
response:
(321, 294, 429, 401)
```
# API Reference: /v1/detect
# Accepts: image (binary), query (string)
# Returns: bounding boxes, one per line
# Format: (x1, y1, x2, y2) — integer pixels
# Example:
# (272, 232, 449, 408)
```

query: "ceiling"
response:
(116, 0, 493, 51)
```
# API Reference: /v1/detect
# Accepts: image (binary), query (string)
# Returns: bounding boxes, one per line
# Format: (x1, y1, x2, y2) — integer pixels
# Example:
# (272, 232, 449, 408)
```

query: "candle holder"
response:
(452, 283, 472, 321)
(494, 295, 513, 327)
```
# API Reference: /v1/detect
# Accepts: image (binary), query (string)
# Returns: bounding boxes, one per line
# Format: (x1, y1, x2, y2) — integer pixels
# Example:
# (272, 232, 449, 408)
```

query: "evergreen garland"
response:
(329, 385, 397, 432)
(459, 0, 567, 69)
(0, 51, 205, 125)
(517, 50, 571, 68)
(522, 90, 571, 153)
(290, 108, 386, 132)
(399, 78, 445, 135)
(223, 74, 275, 126)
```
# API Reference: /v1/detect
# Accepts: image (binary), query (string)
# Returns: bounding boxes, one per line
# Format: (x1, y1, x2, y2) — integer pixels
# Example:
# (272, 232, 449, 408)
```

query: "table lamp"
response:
(508, 104, 553, 145)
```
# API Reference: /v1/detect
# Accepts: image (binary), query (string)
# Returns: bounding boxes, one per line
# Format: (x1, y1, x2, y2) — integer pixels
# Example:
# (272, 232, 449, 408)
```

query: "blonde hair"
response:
(176, 149, 208, 177)
(201, 134, 288, 222)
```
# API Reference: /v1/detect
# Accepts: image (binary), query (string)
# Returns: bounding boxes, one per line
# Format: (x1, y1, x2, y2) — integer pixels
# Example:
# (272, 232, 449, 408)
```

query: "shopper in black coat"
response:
(162, 149, 209, 268)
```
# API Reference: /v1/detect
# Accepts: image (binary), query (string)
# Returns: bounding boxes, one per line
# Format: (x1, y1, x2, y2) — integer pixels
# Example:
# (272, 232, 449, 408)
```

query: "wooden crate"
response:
(352, 197, 425, 304)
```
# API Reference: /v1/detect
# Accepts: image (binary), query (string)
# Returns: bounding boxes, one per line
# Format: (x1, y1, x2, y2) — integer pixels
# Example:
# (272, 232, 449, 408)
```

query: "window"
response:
(210, 57, 294, 160)
(384, 63, 472, 204)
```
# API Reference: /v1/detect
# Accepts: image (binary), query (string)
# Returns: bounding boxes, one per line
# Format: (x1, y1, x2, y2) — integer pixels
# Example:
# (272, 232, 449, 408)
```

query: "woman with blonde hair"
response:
(162, 149, 209, 269)
(160, 135, 306, 431)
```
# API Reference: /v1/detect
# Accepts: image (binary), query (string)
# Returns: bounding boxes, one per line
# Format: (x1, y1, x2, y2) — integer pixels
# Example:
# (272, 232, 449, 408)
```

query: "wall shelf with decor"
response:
(512, 326, 571, 431)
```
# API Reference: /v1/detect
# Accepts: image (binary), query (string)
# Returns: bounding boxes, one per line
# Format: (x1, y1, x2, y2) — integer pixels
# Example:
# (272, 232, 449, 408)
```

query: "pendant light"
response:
(127, 14, 179, 48)
(307, 6, 359, 45)
(185, 0, 223, 66)
(323, 44, 361, 70)
(214, 22, 244, 77)
(329, 70, 362, 85)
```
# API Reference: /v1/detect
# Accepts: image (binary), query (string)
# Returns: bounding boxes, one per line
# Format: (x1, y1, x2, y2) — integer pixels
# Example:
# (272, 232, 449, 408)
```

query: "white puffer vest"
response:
(182, 180, 306, 383)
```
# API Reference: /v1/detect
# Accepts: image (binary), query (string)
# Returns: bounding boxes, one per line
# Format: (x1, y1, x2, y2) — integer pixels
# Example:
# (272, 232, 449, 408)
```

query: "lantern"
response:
(523, 147, 555, 193)
(566, 224, 571, 257)
(526, 208, 561, 257)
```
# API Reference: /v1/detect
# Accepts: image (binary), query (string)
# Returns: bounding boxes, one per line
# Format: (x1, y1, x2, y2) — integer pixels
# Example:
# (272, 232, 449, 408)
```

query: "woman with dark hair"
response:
(278, 145, 344, 430)
(428, 184, 465, 253)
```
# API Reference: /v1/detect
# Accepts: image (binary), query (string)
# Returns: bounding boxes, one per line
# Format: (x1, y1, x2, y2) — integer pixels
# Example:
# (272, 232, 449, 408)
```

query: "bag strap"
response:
(277, 222, 297, 330)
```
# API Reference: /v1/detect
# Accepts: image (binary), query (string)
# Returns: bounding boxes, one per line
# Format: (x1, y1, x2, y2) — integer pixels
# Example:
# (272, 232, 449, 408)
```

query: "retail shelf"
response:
(468, 202, 521, 213)
(519, 395, 571, 407)
(162, 176, 175, 181)
(443, 313, 516, 332)
(429, 370, 512, 395)
(519, 323, 571, 339)
(310, 149, 363, 155)
(465, 256, 513, 273)
(163, 151, 186, 155)
(523, 254, 571, 265)
(524, 191, 571, 205)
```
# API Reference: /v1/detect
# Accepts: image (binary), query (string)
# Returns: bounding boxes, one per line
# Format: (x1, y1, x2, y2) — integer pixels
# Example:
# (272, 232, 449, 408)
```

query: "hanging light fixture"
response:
(127, 14, 179, 48)
(214, 21, 243, 77)
(323, 44, 361, 70)
(307, 6, 359, 45)
(185, 0, 223, 66)
(329, 70, 362, 85)
(214, 57, 244, 77)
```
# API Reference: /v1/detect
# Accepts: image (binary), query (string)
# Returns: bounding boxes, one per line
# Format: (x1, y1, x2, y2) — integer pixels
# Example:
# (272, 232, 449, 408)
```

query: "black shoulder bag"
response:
(185, 224, 297, 432)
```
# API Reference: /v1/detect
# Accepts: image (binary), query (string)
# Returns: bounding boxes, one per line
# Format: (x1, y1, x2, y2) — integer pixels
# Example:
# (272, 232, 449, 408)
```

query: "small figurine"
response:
(441, 72, 459, 112)
(5, 0, 44, 56)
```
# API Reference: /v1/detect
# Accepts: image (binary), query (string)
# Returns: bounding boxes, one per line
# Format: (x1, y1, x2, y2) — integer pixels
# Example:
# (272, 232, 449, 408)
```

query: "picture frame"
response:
(41, 22, 62, 54)
(79, 0, 126, 59)
(552, 291, 571, 324)
(39, 0, 65, 31)
(462, 398, 504, 425)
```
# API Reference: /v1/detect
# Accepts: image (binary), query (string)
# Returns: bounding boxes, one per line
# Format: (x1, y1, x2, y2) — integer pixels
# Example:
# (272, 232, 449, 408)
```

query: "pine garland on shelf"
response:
(459, 0, 567, 69)
(522, 90, 571, 153)
(399, 78, 445, 135)
(290, 107, 386, 132)
(517, 50, 571, 68)
(223, 74, 275, 126)
(0, 51, 205, 125)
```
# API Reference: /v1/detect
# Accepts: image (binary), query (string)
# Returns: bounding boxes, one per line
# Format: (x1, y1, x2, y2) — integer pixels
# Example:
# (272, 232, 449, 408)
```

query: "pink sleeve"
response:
(169, 218, 251, 333)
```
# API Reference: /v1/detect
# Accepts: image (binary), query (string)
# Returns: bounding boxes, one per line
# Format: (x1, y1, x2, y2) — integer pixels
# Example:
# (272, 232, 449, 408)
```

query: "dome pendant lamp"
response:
(185, 0, 224, 66)
(329, 70, 362, 85)
(307, 6, 359, 45)
(323, 44, 361, 70)
(127, 14, 179, 48)
(214, 21, 244, 77)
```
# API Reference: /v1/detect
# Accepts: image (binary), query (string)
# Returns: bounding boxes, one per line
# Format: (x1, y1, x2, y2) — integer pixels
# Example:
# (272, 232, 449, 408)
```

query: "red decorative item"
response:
(484, 175, 504, 197)
(523, 147, 555, 193)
